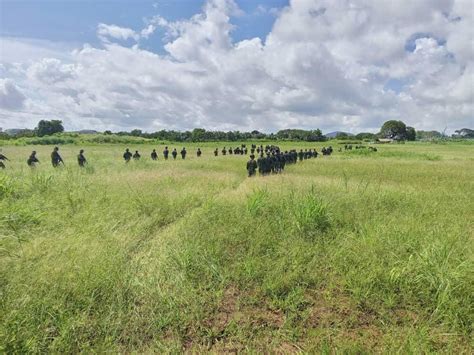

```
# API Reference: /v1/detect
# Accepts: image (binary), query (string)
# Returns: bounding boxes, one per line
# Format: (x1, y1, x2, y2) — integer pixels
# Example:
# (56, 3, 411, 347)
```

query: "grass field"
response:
(1, 141, 473, 353)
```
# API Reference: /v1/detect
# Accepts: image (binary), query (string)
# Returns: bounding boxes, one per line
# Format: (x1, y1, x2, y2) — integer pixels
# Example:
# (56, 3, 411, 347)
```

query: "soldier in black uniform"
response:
(180, 147, 187, 159)
(151, 149, 158, 160)
(196, 148, 202, 157)
(51, 147, 64, 167)
(163, 146, 169, 160)
(27, 151, 39, 167)
(172, 148, 177, 160)
(214, 148, 218, 156)
(133, 150, 141, 160)
(246, 154, 257, 177)
(229, 147, 233, 155)
(77, 149, 87, 167)
(298, 149, 304, 162)
(123, 148, 132, 162)
(257, 153, 265, 176)
(222, 147, 227, 156)
(0, 151, 9, 169)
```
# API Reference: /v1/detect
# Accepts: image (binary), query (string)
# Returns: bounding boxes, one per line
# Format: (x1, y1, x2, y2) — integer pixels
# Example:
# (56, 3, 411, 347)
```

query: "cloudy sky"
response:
(0, 0, 472, 133)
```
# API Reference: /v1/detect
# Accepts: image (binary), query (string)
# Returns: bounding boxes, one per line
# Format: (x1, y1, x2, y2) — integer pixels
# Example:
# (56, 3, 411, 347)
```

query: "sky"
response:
(0, 0, 472, 134)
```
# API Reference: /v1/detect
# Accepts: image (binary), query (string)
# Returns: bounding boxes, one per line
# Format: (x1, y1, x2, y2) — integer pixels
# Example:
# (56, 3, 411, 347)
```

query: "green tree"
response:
(406, 126, 416, 141)
(379, 120, 407, 139)
(355, 132, 376, 140)
(35, 120, 64, 137)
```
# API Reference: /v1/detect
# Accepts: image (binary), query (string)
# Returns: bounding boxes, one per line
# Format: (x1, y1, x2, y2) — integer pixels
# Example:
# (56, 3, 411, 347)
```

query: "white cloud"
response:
(0, 0, 472, 133)
(97, 23, 140, 42)
(0, 79, 26, 110)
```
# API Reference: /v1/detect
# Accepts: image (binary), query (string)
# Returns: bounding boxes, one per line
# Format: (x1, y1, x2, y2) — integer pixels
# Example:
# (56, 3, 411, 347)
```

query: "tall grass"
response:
(0, 142, 473, 352)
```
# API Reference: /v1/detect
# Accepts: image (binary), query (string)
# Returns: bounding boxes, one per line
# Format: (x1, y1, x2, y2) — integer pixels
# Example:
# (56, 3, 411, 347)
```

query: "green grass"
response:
(0, 142, 473, 352)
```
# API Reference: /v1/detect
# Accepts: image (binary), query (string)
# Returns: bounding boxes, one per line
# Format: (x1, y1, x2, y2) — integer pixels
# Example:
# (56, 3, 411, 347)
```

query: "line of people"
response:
(0, 144, 333, 170)
(246, 145, 326, 177)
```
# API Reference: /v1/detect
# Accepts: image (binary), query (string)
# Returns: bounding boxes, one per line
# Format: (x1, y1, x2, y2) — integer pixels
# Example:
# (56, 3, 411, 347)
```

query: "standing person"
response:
(257, 153, 265, 176)
(222, 147, 227, 156)
(298, 149, 304, 162)
(0, 151, 9, 169)
(77, 149, 87, 167)
(180, 147, 187, 159)
(123, 148, 132, 162)
(163, 146, 169, 160)
(229, 147, 233, 155)
(51, 147, 64, 167)
(172, 148, 178, 160)
(214, 148, 218, 157)
(246, 154, 257, 177)
(133, 150, 141, 160)
(151, 149, 158, 160)
(196, 148, 202, 157)
(27, 151, 39, 167)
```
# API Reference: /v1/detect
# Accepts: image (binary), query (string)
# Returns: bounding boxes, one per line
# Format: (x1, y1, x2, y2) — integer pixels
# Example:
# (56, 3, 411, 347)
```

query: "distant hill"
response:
(325, 131, 354, 138)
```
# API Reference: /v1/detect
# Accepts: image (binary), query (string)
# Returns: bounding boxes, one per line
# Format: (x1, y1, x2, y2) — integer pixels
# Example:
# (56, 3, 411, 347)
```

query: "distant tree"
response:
(103, 130, 113, 135)
(191, 128, 207, 142)
(406, 126, 416, 141)
(355, 132, 376, 140)
(130, 129, 142, 137)
(454, 128, 474, 138)
(379, 120, 407, 139)
(416, 130, 442, 140)
(35, 120, 64, 137)
(335, 132, 350, 140)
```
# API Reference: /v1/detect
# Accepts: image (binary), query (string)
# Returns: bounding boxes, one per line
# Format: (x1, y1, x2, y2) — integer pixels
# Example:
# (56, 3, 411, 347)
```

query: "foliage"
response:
(35, 120, 65, 137)
(379, 120, 407, 139)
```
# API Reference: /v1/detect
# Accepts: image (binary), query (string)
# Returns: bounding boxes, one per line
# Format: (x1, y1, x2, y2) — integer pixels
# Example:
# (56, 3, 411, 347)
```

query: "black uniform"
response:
(214, 148, 218, 156)
(27, 151, 39, 167)
(197, 148, 202, 157)
(0, 153, 9, 169)
(163, 147, 169, 160)
(77, 150, 87, 167)
(246, 156, 257, 177)
(172, 149, 177, 160)
(123, 149, 132, 162)
(180, 148, 187, 159)
(133, 151, 141, 160)
(151, 149, 158, 160)
(222, 147, 227, 156)
(51, 148, 63, 167)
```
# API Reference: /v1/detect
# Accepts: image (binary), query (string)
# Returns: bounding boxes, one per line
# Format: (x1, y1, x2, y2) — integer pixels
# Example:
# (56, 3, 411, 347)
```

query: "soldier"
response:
(298, 149, 304, 162)
(246, 154, 257, 177)
(257, 153, 265, 176)
(77, 149, 87, 167)
(180, 147, 187, 159)
(133, 150, 141, 160)
(27, 151, 40, 167)
(197, 148, 202, 157)
(151, 149, 158, 160)
(172, 148, 177, 160)
(0, 151, 9, 169)
(214, 148, 218, 157)
(51, 147, 64, 167)
(229, 147, 233, 155)
(123, 148, 132, 162)
(222, 147, 227, 156)
(163, 146, 169, 160)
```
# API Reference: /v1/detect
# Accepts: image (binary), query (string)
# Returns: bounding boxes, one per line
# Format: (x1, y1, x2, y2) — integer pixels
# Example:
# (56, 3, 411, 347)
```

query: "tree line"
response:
(1, 119, 472, 142)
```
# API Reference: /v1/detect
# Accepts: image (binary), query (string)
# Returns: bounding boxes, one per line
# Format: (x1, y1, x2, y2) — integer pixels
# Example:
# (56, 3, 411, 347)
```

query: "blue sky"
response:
(0, 0, 472, 133)
(1, 0, 288, 52)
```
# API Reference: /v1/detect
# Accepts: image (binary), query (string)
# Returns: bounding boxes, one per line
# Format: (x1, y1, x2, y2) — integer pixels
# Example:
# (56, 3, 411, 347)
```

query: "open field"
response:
(1, 141, 473, 353)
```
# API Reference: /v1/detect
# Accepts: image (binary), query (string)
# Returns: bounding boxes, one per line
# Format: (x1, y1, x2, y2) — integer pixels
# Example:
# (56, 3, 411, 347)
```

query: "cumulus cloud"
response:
(97, 23, 140, 42)
(0, 0, 472, 132)
(0, 79, 26, 110)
